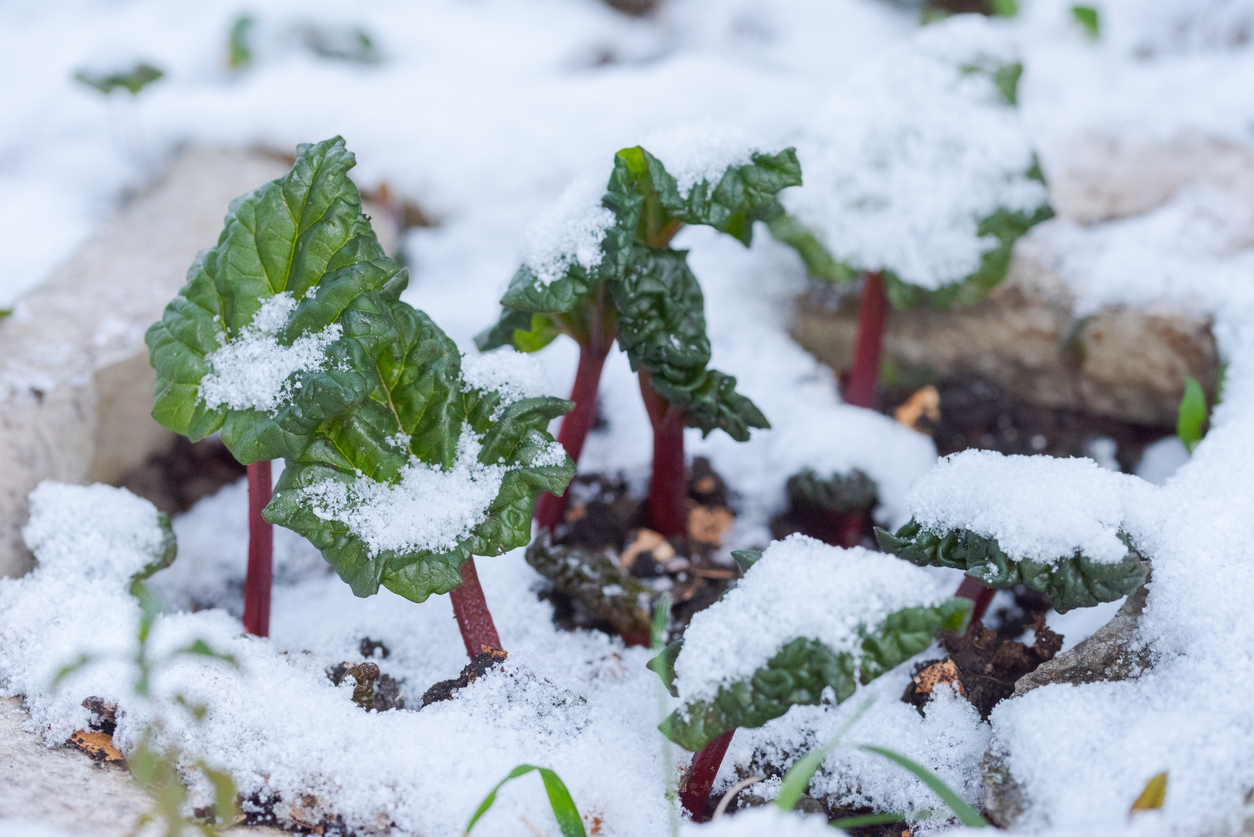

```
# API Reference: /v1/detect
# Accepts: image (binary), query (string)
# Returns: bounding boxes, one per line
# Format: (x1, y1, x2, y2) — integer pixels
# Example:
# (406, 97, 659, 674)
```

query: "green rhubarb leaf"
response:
(658, 598, 972, 752)
(786, 469, 878, 515)
(525, 541, 655, 640)
(74, 62, 164, 95)
(265, 302, 574, 601)
(611, 247, 768, 440)
(875, 519, 1147, 613)
(145, 136, 404, 464)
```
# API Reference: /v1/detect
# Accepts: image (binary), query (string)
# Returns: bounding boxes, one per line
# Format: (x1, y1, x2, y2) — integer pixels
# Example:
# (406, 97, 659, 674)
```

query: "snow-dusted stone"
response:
(791, 236, 1218, 426)
(0, 148, 289, 580)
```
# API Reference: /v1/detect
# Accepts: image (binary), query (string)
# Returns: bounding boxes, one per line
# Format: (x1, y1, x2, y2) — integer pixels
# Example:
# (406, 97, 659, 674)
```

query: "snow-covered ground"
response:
(3, 0, 1254, 835)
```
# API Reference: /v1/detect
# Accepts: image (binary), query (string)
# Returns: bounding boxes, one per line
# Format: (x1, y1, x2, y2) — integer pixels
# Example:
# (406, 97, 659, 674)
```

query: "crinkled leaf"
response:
(145, 136, 405, 463)
(526, 541, 654, 639)
(875, 519, 1147, 613)
(266, 302, 574, 602)
(658, 599, 971, 751)
(611, 247, 768, 439)
(786, 469, 878, 515)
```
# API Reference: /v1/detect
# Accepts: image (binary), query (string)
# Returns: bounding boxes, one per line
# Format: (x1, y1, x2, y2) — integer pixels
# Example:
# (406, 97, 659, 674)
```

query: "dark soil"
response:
(881, 375, 1173, 473)
(530, 457, 742, 644)
(421, 647, 509, 707)
(118, 436, 246, 513)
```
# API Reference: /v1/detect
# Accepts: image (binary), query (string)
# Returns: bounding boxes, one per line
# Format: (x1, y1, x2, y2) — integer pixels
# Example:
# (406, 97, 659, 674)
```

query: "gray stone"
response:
(791, 241, 1218, 427)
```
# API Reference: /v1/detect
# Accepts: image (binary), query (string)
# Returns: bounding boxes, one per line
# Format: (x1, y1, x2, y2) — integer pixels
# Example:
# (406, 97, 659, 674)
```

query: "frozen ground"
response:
(2, 0, 1254, 835)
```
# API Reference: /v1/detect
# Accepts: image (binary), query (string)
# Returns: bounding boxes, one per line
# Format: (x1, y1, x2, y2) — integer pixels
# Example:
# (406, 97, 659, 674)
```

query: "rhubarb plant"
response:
(771, 17, 1052, 410)
(647, 535, 972, 820)
(148, 137, 574, 655)
(478, 129, 792, 536)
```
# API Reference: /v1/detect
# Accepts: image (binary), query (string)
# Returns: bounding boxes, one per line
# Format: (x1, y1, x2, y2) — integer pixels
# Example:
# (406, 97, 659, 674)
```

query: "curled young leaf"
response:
(145, 136, 405, 464)
(658, 599, 971, 752)
(875, 519, 1147, 613)
(525, 540, 655, 640)
(265, 302, 574, 602)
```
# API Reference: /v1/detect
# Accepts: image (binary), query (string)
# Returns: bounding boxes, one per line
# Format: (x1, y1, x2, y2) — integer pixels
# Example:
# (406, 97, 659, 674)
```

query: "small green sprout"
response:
(74, 62, 165, 96)
(1177, 376, 1207, 454)
(1073, 6, 1101, 38)
(465, 765, 586, 837)
(228, 15, 256, 70)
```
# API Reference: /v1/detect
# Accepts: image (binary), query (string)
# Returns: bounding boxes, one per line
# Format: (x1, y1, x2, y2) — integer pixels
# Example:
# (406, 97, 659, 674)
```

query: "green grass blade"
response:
(776, 698, 874, 811)
(1177, 377, 1207, 453)
(858, 746, 988, 828)
(465, 764, 587, 837)
(830, 810, 935, 830)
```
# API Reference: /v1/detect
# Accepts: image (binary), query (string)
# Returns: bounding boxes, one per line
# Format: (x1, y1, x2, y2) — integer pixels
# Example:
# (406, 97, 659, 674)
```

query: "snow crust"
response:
(674, 535, 950, 705)
(461, 346, 552, 411)
(642, 120, 765, 196)
(199, 292, 341, 413)
(786, 16, 1048, 289)
(519, 167, 615, 287)
(905, 449, 1140, 565)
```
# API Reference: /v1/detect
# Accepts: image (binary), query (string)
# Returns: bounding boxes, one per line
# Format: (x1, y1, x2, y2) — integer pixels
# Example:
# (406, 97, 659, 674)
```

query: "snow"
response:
(642, 120, 765, 197)
(1135, 436, 1191, 486)
(905, 450, 1143, 566)
(199, 292, 342, 413)
(784, 15, 1048, 289)
(519, 166, 616, 288)
(461, 346, 552, 411)
(683, 806, 834, 836)
(674, 535, 951, 705)
(301, 427, 506, 556)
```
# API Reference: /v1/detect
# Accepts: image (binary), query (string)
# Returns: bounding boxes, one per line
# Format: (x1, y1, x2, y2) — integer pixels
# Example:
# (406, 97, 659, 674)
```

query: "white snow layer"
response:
(199, 292, 342, 413)
(461, 346, 552, 410)
(519, 167, 616, 287)
(642, 120, 765, 196)
(674, 536, 950, 705)
(905, 449, 1144, 565)
(785, 15, 1048, 289)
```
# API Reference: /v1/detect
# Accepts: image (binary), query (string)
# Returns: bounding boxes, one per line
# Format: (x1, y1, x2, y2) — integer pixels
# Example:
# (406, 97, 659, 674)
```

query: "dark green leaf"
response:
(526, 541, 654, 639)
(875, 520, 1147, 613)
(647, 641, 683, 698)
(74, 62, 164, 95)
(659, 599, 968, 752)
(1072, 6, 1100, 38)
(785, 469, 877, 515)
(730, 550, 763, 573)
(766, 214, 855, 283)
(465, 764, 587, 837)
(611, 248, 768, 439)
(859, 745, 989, 827)
(266, 302, 574, 602)
(1177, 376, 1207, 454)
(146, 136, 405, 464)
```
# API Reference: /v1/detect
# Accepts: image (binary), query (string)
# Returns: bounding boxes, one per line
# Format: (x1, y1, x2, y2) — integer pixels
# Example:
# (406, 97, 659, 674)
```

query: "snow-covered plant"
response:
(648, 535, 971, 819)
(478, 126, 794, 537)
(148, 137, 574, 655)
(875, 450, 1149, 613)
(74, 62, 165, 95)
(772, 17, 1052, 409)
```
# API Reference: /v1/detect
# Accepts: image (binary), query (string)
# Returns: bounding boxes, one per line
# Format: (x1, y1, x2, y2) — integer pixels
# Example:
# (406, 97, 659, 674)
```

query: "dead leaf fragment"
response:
(69, 729, 124, 764)
(619, 528, 675, 570)
(894, 385, 940, 433)
(1131, 772, 1168, 813)
(911, 658, 966, 698)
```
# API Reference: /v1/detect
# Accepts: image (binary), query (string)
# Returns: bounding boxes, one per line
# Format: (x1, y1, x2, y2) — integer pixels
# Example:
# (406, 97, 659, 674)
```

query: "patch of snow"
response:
(906, 450, 1143, 566)
(461, 346, 552, 412)
(519, 167, 615, 288)
(199, 292, 342, 413)
(300, 426, 506, 556)
(642, 120, 765, 197)
(674, 535, 951, 705)
(785, 15, 1048, 289)
(683, 806, 834, 836)
(1135, 436, 1191, 486)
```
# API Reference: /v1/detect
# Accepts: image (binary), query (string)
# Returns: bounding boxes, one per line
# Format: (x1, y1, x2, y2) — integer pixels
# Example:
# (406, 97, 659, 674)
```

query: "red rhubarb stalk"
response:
(844, 270, 889, 410)
(533, 343, 610, 531)
(448, 557, 503, 658)
(242, 460, 274, 637)
(681, 729, 735, 821)
(955, 576, 997, 623)
(639, 372, 688, 539)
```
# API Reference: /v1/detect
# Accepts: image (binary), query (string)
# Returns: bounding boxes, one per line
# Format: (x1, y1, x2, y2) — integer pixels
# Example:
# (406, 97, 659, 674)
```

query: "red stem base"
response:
(681, 730, 735, 822)
(449, 557, 503, 658)
(534, 344, 610, 532)
(955, 576, 998, 623)
(640, 374, 688, 539)
(242, 460, 274, 637)
(845, 271, 888, 410)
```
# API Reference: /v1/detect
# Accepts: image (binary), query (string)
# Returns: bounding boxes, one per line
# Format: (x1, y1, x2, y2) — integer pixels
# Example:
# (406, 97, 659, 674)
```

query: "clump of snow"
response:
(683, 806, 834, 836)
(199, 292, 342, 413)
(674, 535, 951, 705)
(22, 482, 168, 586)
(642, 120, 765, 197)
(461, 347, 552, 412)
(905, 449, 1144, 566)
(786, 15, 1048, 289)
(519, 167, 615, 287)
(1135, 436, 1191, 486)
(301, 426, 505, 555)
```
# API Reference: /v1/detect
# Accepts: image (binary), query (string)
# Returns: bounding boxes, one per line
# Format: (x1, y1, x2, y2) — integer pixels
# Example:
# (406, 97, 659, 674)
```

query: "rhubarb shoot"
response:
(242, 460, 273, 637)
